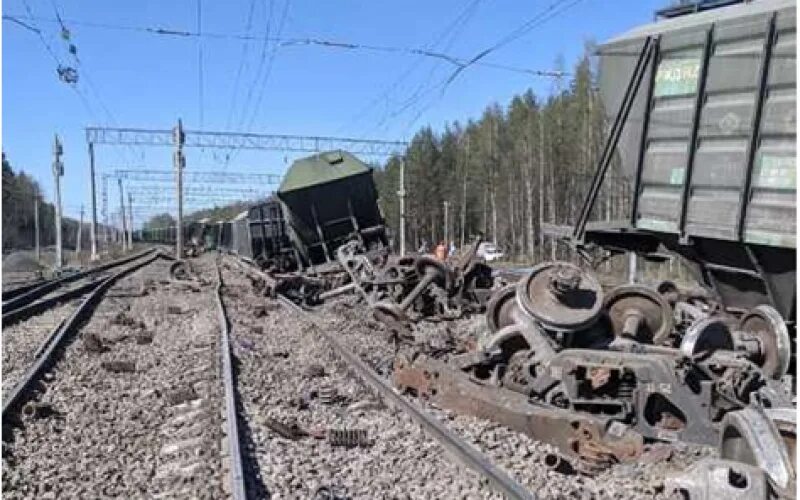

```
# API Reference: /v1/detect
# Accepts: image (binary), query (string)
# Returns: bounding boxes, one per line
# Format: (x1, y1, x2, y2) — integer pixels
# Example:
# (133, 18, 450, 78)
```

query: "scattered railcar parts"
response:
(277, 295, 535, 500)
(169, 260, 191, 281)
(603, 284, 674, 344)
(665, 458, 769, 500)
(327, 428, 370, 448)
(2, 250, 162, 436)
(485, 284, 517, 333)
(737, 305, 792, 380)
(213, 260, 248, 500)
(393, 354, 644, 474)
(516, 262, 604, 332)
(719, 408, 796, 495)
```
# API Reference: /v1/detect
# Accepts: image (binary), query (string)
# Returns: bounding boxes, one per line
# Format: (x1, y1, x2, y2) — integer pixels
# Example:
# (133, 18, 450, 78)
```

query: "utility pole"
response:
(52, 135, 64, 269)
(77, 205, 84, 254)
(33, 189, 40, 263)
(88, 141, 98, 260)
(443, 201, 449, 246)
(127, 193, 134, 250)
(118, 178, 128, 251)
(460, 135, 469, 249)
(174, 119, 186, 259)
(397, 156, 406, 256)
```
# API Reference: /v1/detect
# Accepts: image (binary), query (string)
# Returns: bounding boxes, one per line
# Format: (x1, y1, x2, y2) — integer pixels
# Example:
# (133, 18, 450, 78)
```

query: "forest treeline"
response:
(2, 154, 96, 253)
(373, 49, 632, 260)
(129, 49, 632, 267)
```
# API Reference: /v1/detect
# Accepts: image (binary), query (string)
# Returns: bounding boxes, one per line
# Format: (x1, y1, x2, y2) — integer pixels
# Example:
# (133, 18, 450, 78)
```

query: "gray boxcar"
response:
(589, 0, 795, 318)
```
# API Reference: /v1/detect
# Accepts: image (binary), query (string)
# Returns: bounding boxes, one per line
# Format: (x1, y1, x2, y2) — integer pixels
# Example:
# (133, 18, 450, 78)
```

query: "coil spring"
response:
(328, 429, 370, 448)
(318, 384, 337, 404)
(617, 377, 635, 399)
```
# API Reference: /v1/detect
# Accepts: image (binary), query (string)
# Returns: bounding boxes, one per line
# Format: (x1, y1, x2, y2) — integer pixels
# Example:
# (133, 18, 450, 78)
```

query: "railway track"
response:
(2, 248, 156, 326)
(218, 254, 532, 499)
(1, 252, 241, 498)
(2, 250, 162, 403)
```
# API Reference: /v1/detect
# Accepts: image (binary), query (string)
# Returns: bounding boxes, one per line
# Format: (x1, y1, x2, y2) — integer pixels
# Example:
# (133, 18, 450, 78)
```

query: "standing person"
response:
(449, 241, 456, 258)
(435, 241, 447, 261)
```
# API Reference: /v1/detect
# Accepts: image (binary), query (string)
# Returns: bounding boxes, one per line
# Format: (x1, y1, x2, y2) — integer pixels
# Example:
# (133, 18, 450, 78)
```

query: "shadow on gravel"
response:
(233, 354, 271, 499)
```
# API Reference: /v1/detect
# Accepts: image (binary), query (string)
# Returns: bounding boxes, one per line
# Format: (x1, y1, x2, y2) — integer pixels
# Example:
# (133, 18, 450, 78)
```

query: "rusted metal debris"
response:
(391, 260, 796, 486)
(334, 237, 494, 327)
(21, 402, 57, 421)
(313, 485, 349, 500)
(164, 386, 198, 406)
(328, 428, 370, 448)
(264, 417, 307, 440)
(393, 354, 643, 474)
(101, 360, 136, 373)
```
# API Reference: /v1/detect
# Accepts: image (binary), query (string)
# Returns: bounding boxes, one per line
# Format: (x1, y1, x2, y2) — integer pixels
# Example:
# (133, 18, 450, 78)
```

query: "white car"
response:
(477, 242, 504, 262)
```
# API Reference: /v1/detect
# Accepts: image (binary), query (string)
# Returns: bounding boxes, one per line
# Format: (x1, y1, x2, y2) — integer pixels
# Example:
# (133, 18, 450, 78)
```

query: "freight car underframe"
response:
(393, 261, 796, 497)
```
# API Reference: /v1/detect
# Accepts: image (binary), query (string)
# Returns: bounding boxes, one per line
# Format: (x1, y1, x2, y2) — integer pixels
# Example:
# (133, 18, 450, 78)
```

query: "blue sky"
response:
(3, 0, 664, 226)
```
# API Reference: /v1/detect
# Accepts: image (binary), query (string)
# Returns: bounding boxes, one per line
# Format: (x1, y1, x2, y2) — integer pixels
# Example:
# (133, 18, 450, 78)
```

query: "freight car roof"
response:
(603, 0, 794, 46)
(278, 150, 370, 194)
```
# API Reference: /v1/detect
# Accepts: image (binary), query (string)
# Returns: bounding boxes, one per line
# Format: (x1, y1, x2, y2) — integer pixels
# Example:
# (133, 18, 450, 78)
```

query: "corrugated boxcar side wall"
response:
(599, 4, 796, 248)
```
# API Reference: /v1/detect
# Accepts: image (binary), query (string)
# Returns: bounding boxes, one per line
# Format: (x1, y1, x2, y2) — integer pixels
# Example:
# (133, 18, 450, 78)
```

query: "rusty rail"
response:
(214, 260, 247, 500)
(277, 294, 535, 500)
(2, 250, 163, 438)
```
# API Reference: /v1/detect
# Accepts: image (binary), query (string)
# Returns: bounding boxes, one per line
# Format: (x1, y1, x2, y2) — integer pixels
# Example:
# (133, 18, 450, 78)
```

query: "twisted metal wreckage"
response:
(230, 231, 794, 499)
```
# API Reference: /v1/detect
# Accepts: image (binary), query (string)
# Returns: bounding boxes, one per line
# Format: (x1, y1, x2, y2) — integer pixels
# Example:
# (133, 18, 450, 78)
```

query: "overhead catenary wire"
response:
(224, 0, 258, 134)
(443, 0, 585, 90)
(340, 0, 484, 138)
(17, 0, 140, 167)
(241, 0, 290, 134)
(397, 0, 587, 137)
(3, 13, 567, 80)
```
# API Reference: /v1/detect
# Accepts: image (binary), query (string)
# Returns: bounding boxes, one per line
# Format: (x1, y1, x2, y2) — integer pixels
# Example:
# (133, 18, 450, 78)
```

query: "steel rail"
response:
(2, 250, 163, 438)
(213, 260, 247, 500)
(276, 294, 535, 500)
(2, 248, 156, 311)
(2, 276, 107, 327)
(2, 277, 51, 302)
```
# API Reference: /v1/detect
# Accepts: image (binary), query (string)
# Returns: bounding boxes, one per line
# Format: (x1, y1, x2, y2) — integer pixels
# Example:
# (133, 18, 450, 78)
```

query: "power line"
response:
(3, 13, 567, 80)
(398, 0, 587, 137)
(224, 0, 258, 134)
(339, 0, 483, 138)
(232, 0, 275, 135)
(242, 0, 290, 133)
(16, 1, 140, 167)
(443, 0, 585, 90)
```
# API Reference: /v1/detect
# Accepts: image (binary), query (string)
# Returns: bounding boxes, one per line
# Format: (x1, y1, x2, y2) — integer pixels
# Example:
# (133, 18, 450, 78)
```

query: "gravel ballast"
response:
(3, 255, 225, 499)
(220, 257, 500, 499)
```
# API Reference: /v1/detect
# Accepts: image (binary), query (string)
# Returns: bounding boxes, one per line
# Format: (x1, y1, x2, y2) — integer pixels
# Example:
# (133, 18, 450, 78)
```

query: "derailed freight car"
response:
(276, 150, 387, 269)
(247, 197, 296, 271)
(584, 0, 795, 320)
(417, 1, 798, 493)
(229, 211, 253, 261)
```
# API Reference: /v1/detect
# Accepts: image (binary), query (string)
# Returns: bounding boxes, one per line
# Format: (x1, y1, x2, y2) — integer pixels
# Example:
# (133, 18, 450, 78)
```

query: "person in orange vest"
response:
(434, 241, 447, 261)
